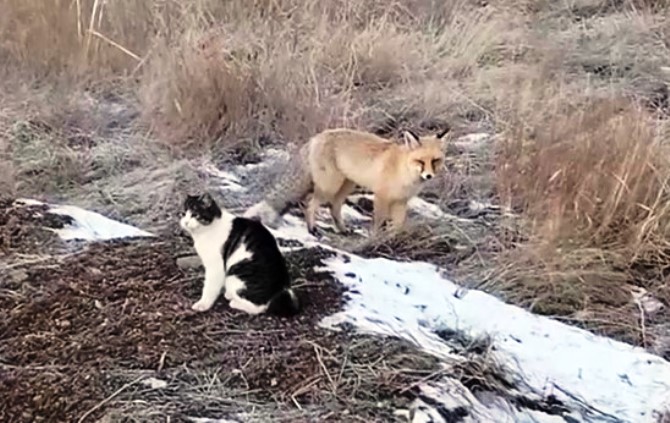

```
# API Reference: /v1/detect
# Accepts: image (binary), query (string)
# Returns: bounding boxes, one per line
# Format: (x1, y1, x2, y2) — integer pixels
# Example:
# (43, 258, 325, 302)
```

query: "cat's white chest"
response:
(193, 234, 223, 268)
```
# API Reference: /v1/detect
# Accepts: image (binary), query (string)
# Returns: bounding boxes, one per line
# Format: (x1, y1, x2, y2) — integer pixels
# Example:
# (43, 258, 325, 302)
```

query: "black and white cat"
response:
(179, 192, 300, 316)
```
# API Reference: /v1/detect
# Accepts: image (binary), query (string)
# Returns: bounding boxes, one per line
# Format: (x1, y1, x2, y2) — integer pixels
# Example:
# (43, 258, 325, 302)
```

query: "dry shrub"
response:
(1, 0, 508, 151)
(486, 89, 670, 342)
(625, 0, 670, 12)
(137, 0, 508, 150)
(140, 34, 257, 148)
(0, 0, 166, 79)
(498, 98, 670, 259)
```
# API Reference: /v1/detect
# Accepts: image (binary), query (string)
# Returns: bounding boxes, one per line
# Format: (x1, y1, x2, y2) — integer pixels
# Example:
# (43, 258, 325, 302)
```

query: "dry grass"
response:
(0, 0, 512, 151)
(478, 83, 670, 344)
(498, 99, 670, 256)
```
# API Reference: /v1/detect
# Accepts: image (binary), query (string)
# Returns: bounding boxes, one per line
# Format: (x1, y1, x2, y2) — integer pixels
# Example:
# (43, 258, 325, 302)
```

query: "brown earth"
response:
(0, 202, 438, 422)
(0, 198, 79, 259)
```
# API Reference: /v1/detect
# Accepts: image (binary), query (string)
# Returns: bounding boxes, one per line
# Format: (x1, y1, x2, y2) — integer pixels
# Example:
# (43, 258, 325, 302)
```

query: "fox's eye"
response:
(414, 160, 424, 168)
(432, 159, 442, 167)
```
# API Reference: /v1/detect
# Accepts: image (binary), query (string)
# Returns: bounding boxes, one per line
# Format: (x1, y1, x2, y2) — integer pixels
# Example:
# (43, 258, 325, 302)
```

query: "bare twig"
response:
(77, 376, 144, 423)
(87, 29, 142, 61)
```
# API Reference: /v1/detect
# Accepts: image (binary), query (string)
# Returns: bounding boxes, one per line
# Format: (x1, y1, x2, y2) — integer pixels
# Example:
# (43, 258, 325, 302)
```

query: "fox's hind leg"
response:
(330, 179, 356, 234)
(305, 192, 323, 236)
(307, 169, 346, 236)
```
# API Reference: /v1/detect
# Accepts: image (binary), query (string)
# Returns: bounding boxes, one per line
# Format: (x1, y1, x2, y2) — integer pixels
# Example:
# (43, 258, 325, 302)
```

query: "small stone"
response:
(176, 255, 202, 270)
(9, 269, 28, 283)
(142, 377, 168, 389)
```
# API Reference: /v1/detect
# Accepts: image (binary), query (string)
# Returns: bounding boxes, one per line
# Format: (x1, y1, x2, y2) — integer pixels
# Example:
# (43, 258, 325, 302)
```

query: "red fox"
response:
(244, 128, 449, 235)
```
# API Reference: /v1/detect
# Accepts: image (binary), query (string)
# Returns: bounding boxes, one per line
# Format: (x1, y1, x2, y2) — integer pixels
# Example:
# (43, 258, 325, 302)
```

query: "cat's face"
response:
(180, 193, 223, 233)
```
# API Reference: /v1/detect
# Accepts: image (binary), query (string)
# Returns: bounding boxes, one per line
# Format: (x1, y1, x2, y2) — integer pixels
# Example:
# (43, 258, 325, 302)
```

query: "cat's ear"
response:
(199, 192, 214, 208)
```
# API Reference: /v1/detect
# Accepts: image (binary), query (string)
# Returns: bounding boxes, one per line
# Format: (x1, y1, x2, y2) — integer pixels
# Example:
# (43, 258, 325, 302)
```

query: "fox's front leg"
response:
(372, 195, 391, 235)
(192, 254, 225, 312)
(389, 201, 408, 231)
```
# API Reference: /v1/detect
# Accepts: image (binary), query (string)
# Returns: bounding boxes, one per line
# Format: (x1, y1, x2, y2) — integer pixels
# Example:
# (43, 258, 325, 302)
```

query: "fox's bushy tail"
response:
(267, 288, 301, 317)
(244, 143, 312, 227)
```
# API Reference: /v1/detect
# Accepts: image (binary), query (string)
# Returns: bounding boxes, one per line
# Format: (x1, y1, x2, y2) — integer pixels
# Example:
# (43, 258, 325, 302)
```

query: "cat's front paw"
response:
(191, 299, 215, 312)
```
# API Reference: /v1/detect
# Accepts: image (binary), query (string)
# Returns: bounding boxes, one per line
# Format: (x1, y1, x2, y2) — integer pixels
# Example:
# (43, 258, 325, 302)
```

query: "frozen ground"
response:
(18, 139, 670, 423)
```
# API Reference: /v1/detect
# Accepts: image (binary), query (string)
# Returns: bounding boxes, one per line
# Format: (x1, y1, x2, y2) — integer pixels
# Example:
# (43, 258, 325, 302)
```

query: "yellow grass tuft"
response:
(498, 97, 670, 260)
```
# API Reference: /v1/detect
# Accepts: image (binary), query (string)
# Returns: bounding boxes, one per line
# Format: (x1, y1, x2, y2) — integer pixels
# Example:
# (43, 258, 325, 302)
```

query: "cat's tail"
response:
(267, 288, 301, 317)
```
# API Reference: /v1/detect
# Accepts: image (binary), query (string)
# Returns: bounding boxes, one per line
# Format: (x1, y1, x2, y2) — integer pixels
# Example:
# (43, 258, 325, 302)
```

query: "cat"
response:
(179, 192, 300, 317)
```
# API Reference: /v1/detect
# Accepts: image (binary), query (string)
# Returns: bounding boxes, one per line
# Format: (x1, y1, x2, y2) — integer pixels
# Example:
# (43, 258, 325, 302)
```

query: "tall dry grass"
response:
(0, 0, 509, 151)
(487, 79, 670, 342)
(498, 97, 670, 260)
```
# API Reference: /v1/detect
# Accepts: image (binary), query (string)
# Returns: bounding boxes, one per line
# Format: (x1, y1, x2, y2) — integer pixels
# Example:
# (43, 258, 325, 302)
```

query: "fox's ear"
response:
(403, 130, 422, 149)
(435, 126, 450, 140)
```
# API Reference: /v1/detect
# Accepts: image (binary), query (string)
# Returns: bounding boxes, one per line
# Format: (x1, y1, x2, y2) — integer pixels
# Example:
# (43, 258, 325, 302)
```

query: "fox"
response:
(244, 127, 449, 235)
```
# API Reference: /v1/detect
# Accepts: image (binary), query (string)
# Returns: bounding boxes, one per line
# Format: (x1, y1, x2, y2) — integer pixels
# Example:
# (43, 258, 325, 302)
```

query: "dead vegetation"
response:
(470, 88, 670, 350)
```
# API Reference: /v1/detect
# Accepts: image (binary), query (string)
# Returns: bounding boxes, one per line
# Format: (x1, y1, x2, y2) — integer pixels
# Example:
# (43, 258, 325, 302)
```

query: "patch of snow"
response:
(187, 418, 242, 423)
(319, 250, 670, 422)
(48, 205, 154, 241)
(410, 379, 580, 423)
(631, 286, 665, 316)
(202, 163, 245, 192)
(14, 199, 154, 241)
(141, 377, 168, 389)
(468, 199, 500, 212)
(265, 211, 670, 422)
(456, 132, 491, 144)
(408, 197, 446, 220)
(13, 198, 46, 207)
(341, 203, 372, 222)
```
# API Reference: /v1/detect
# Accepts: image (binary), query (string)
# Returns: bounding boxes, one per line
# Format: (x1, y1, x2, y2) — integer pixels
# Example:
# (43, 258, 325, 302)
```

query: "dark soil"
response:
(0, 231, 437, 422)
(0, 199, 79, 258)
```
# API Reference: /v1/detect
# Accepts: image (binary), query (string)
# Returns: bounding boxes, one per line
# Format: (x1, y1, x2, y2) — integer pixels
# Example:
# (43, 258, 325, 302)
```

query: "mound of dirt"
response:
(0, 237, 436, 422)
(0, 198, 79, 258)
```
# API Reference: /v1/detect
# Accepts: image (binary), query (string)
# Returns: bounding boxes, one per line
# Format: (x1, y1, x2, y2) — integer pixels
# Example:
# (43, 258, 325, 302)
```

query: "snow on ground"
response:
(323, 250, 670, 422)
(268, 211, 670, 423)
(13, 199, 154, 241)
